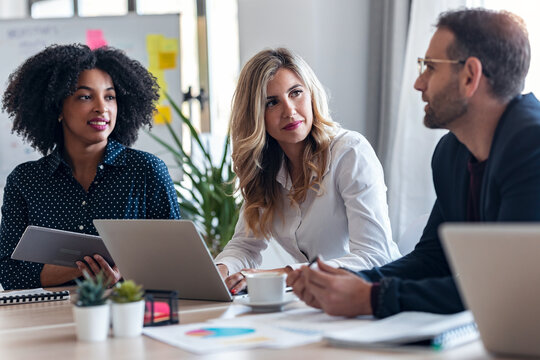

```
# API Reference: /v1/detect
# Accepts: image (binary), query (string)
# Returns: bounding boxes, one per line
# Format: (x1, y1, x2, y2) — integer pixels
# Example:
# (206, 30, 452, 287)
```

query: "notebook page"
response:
(324, 311, 475, 345)
(0, 288, 52, 298)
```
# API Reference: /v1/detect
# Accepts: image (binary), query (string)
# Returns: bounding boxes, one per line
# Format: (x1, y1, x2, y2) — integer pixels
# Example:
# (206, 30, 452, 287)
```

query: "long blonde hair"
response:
(230, 48, 338, 239)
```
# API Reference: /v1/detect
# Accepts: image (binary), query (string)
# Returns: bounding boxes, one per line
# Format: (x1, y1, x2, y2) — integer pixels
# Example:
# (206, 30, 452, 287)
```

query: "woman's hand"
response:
(224, 267, 289, 295)
(40, 264, 82, 287)
(225, 271, 248, 295)
(76, 254, 122, 287)
(217, 263, 245, 294)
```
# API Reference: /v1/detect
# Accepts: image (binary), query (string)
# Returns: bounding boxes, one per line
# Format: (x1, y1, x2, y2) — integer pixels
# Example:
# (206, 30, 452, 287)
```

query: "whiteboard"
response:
(0, 14, 183, 186)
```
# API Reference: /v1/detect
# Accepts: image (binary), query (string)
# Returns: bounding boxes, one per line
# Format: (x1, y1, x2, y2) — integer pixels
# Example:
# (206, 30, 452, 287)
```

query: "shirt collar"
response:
(102, 139, 127, 167)
(276, 156, 291, 189)
(44, 139, 127, 175)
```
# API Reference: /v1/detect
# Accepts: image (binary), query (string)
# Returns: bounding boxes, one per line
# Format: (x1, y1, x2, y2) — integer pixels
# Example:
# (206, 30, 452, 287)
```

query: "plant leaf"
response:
(149, 93, 242, 256)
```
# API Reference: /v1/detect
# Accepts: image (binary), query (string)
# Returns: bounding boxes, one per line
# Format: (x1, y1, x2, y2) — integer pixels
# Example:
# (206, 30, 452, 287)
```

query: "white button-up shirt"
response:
(215, 129, 401, 273)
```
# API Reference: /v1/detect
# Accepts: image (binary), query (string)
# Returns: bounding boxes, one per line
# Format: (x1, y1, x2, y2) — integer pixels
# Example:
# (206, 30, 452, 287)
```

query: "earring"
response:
(58, 115, 63, 123)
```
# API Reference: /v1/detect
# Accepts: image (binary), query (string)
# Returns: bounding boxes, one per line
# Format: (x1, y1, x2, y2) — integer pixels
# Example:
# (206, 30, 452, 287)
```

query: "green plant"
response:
(75, 271, 109, 307)
(110, 280, 144, 303)
(148, 93, 242, 256)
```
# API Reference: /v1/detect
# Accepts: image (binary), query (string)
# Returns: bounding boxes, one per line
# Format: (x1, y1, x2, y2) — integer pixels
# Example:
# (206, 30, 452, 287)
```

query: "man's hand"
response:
(292, 259, 373, 317)
(287, 266, 323, 309)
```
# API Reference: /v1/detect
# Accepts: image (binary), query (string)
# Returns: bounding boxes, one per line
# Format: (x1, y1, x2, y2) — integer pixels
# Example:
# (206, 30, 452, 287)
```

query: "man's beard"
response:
(423, 79, 468, 129)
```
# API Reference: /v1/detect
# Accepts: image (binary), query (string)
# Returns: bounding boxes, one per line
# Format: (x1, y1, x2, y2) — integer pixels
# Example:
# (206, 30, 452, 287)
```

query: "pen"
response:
(308, 255, 320, 268)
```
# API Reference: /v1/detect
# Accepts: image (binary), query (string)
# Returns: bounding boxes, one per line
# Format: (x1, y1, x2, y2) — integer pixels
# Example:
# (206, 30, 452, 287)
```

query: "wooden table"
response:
(0, 288, 515, 359)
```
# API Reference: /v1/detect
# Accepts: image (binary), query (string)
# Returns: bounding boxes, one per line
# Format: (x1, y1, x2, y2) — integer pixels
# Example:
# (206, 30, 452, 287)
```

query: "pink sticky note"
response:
(144, 301, 171, 323)
(86, 29, 108, 50)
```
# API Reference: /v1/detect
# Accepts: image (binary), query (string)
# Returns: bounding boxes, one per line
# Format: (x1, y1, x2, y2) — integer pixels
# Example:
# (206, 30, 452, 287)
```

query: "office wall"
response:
(237, 0, 382, 146)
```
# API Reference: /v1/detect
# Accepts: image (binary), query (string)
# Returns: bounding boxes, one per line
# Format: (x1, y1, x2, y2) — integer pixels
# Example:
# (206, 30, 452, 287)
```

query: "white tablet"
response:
(11, 225, 115, 268)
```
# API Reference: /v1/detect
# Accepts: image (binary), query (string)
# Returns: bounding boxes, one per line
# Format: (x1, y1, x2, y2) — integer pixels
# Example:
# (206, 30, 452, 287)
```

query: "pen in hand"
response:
(308, 255, 321, 268)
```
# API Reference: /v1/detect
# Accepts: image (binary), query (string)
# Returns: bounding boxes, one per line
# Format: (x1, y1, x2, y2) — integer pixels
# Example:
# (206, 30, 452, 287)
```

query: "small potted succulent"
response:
(110, 280, 145, 337)
(73, 271, 110, 342)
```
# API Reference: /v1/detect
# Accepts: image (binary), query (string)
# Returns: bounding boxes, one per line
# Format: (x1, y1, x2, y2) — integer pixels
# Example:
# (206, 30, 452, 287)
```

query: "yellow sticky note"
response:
(148, 53, 160, 70)
(146, 34, 164, 68)
(157, 74, 167, 89)
(146, 34, 164, 53)
(148, 67, 167, 98)
(162, 38, 179, 53)
(148, 66, 161, 78)
(146, 35, 178, 100)
(154, 105, 172, 125)
(158, 52, 176, 69)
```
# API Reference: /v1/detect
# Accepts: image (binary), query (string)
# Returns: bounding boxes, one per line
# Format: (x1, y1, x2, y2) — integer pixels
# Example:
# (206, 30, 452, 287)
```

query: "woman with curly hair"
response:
(0, 44, 181, 290)
(215, 48, 400, 294)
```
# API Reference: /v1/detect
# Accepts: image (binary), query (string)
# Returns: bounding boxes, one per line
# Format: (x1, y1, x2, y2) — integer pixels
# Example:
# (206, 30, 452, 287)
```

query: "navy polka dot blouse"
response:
(0, 139, 181, 290)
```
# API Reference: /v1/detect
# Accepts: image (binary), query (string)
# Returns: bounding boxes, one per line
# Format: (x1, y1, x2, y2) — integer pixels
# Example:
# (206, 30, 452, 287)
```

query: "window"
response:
(0, 0, 26, 18)
(136, 0, 182, 14)
(78, 0, 127, 17)
(31, 0, 73, 18)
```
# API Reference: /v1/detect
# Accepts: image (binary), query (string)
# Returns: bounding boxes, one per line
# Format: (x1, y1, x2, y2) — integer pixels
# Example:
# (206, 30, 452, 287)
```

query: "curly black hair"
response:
(2, 44, 159, 155)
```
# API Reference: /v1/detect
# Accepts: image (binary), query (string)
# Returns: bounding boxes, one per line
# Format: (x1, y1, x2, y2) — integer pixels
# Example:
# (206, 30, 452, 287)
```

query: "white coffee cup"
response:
(245, 272, 286, 303)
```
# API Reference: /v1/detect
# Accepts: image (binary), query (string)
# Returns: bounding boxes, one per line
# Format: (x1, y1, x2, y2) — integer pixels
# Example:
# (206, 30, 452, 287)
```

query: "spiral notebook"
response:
(324, 311, 478, 351)
(0, 288, 70, 305)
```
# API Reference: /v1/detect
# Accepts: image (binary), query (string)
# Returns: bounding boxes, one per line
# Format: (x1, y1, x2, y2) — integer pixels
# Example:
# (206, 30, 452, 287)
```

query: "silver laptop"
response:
(440, 223, 540, 357)
(93, 219, 233, 302)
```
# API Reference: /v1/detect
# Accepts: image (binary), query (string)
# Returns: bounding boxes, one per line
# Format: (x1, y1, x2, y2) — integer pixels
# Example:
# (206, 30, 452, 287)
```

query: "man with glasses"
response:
(287, 8, 540, 318)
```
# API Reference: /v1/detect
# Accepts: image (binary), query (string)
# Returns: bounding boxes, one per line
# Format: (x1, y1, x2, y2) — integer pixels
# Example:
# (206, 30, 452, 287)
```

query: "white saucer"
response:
(236, 293, 298, 312)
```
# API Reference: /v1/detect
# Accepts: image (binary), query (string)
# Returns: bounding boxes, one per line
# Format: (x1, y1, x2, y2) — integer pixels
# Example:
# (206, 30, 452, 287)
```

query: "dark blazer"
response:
(357, 93, 540, 318)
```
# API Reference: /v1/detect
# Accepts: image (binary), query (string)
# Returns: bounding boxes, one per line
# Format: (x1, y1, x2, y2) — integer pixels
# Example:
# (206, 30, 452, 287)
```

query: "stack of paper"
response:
(143, 306, 478, 354)
(324, 311, 478, 350)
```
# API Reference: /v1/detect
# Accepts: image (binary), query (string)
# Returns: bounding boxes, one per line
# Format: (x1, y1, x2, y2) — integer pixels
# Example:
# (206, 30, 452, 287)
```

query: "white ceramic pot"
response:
(111, 300, 145, 338)
(73, 303, 110, 342)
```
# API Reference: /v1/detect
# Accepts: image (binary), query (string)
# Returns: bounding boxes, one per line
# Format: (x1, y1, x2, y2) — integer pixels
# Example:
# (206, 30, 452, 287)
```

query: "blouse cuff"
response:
(213, 256, 245, 275)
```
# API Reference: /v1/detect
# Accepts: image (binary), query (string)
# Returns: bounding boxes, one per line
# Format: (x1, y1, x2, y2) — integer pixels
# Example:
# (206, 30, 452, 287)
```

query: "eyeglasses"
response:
(417, 57, 465, 76)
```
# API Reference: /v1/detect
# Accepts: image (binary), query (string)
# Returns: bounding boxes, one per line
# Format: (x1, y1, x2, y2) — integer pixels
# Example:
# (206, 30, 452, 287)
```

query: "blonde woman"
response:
(215, 48, 400, 294)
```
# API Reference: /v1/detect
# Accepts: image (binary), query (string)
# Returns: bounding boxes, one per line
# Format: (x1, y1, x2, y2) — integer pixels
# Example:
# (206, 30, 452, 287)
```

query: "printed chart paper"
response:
(143, 320, 319, 354)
